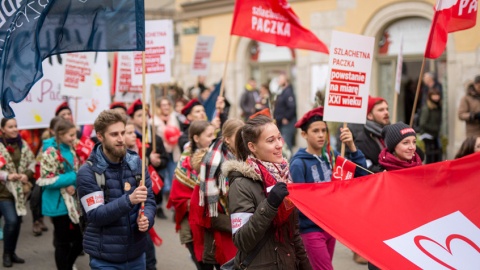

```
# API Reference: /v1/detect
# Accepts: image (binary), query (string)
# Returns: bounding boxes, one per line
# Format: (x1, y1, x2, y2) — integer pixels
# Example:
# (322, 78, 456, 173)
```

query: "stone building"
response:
(145, 0, 480, 158)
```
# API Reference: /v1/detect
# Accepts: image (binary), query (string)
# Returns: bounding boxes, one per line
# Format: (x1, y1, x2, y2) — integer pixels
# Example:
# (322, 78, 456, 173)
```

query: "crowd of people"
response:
(0, 73, 478, 270)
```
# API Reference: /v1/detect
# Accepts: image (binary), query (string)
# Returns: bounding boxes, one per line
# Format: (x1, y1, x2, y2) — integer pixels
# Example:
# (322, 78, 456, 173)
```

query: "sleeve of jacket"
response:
(419, 105, 429, 133)
(228, 177, 277, 253)
(290, 159, 306, 183)
(345, 149, 368, 177)
(293, 211, 313, 270)
(458, 96, 473, 121)
(178, 133, 189, 152)
(239, 91, 250, 114)
(142, 159, 156, 230)
(154, 135, 168, 171)
(210, 213, 232, 233)
(76, 164, 133, 226)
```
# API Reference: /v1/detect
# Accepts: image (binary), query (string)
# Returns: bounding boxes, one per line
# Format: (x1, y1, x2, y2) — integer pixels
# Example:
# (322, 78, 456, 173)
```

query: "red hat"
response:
(55, 101, 71, 116)
(249, 108, 272, 119)
(367, 96, 386, 115)
(181, 98, 202, 116)
(127, 99, 143, 117)
(110, 101, 127, 111)
(295, 107, 324, 130)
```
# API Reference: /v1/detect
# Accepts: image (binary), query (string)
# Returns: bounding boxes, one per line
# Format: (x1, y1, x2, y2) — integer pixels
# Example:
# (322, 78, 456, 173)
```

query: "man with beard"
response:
(76, 110, 156, 269)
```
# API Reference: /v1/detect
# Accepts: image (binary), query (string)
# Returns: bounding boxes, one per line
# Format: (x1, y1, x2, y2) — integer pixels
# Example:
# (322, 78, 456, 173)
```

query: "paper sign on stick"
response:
(61, 52, 95, 98)
(323, 31, 375, 124)
(191, 36, 215, 76)
(131, 20, 173, 85)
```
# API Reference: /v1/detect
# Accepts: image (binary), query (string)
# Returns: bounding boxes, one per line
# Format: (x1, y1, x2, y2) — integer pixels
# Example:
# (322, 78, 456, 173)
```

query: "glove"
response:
(474, 112, 480, 120)
(267, 182, 289, 208)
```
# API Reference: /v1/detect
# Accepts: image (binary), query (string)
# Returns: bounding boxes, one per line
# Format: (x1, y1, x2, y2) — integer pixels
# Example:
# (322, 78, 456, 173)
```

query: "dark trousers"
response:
(51, 215, 83, 270)
(29, 184, 43, 221)
(424, 138, 442, 164)
(0, 200, 21, 254)
(145, 233, 157, 270)
(279, 118, 297, 151)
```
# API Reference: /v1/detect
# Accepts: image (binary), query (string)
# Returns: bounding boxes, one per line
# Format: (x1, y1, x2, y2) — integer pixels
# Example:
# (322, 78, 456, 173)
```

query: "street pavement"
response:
(1, 206, 367, 270)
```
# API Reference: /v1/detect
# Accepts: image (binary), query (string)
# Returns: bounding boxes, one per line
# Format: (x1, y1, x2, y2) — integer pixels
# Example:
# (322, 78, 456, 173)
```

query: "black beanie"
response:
(382, 122, 416, 152)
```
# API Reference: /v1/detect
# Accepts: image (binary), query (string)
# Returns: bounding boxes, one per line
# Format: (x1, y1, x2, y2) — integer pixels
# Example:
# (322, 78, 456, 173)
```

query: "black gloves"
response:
(267, 182, 289, 208)
(474, 112, 480, 120)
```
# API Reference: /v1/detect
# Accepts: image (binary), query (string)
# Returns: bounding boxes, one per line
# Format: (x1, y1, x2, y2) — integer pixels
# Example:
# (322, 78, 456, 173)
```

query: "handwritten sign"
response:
(323, 31, 375, 124)
(61, 52, 94, 98)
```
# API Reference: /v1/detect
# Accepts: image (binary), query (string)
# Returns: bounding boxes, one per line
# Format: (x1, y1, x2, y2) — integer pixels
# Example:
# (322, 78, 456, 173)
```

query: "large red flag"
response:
(287, 152, 480, 269)
(425, 0, 477, 59)
(231, 0, 329, 54)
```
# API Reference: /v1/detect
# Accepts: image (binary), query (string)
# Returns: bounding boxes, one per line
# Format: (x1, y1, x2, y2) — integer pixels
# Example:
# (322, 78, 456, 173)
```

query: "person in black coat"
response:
(273, 74, 297, 151)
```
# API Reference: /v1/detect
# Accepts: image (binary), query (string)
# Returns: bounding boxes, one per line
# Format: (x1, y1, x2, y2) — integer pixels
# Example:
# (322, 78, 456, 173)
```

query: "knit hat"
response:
(295, 107, 324, 131)
(55, 101, 71, 116)
(181, 98, 202, 116)
(382, 122, 416, 152)
(367, 96, 386, 115)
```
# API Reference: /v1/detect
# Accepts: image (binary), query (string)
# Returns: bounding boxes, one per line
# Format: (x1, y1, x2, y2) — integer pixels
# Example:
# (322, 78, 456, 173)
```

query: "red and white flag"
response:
(425, 0, 477, 59)
(287, 152, 480, 269)
(331, 156, 356, 181)
(231, 0, 329, 54)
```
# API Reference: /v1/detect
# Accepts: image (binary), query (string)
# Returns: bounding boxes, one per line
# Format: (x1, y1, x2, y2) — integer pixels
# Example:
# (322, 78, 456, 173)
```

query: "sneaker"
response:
(32, 221, 42, 236)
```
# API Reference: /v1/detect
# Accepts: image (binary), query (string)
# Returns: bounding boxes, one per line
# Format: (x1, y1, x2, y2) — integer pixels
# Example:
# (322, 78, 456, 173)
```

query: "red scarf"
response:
(378, 148, 423, 171)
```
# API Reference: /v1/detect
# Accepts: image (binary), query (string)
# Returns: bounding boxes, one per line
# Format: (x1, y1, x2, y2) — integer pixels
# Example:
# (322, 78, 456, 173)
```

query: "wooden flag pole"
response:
(392, 91, 399, 123)
(340, 122, 347, 157)
(150, 85, 156, 151)
(74, 98, 79, 127)
(141, 51, 147, 214)
(409, 57, 426, 127)
(219, 35, 233, 99)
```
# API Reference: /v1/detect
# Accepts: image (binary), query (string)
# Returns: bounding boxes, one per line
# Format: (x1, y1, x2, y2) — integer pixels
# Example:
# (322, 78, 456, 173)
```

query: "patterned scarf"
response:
(246, 155, 294, 241)
(199, 138, 234, 217)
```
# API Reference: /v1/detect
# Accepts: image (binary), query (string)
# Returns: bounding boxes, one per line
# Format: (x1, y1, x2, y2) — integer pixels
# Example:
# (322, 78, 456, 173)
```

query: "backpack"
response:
(77, 161, 108, 233)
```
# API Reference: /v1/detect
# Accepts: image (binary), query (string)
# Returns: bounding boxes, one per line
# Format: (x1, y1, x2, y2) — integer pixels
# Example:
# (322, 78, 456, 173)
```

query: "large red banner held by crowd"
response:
(287, 152, 480, 269)
(231, 0, 329, 54)
(425, 0, 477, 59)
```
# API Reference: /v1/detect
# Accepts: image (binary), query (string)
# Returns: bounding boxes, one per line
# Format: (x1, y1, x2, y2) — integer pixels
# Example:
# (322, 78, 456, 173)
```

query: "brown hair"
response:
(222, 118, 244, 139)
(94, 110, 127, 136)
(455, 136, 479, 159)
(156, 97, 172, 108)
(54, 118, 76, 139)
(0, 118, 16, 128)
(234, 115, 274, 161)
(188, 120, 212, 154)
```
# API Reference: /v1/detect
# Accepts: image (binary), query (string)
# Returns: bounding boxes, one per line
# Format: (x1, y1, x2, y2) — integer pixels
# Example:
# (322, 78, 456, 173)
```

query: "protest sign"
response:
(323, 31, 375, 124)
(191, 36, 215, 76)
(114, 52, 143, 102)
(61, 52, 95, 98)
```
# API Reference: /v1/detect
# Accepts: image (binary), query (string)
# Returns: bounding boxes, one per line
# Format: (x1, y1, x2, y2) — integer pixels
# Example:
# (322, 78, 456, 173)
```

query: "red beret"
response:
(367, 96, 386, 115)
(55, 101, 71, 116)
(249, 108, 272, 119)
(181, 98, 202, 116)
(127, 99, 143, 117)
(110, 101, 127, 111)
(295, 107, 324, 129)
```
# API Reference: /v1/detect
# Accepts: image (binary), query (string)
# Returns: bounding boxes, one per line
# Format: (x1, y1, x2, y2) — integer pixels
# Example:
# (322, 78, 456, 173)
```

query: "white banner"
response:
(191, 36, 215, 76)
(323, 31, 375, 124)
(131, 20, 173, 85)
(5, 52, 110, 129)
(61, 53, 95, 98)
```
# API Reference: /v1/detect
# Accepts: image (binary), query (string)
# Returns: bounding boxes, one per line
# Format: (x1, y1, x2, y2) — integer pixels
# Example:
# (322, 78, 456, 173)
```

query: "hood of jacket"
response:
(88, 142, 139, 174)
(221, 159, 261, 181)
(290, 148, 322, 164)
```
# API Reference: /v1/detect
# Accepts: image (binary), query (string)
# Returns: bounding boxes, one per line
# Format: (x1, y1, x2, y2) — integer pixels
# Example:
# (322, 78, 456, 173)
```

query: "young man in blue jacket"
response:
(290, 107, 367, 270)
(77, 110, 156, 269)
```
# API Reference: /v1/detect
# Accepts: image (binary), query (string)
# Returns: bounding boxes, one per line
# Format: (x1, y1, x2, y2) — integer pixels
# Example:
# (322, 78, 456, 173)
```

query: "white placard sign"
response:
(323, 31, 375, 124)
(61, 52, 95, 98)
(5, 52, 110, 129)
(191, 36, 215, 76)
(131, 20, 173, 85)
(114, 52, 143, 103)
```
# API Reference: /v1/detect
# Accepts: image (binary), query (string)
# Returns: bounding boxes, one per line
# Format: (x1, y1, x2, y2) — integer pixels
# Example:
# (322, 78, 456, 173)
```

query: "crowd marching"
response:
(0, 73, 479, 270)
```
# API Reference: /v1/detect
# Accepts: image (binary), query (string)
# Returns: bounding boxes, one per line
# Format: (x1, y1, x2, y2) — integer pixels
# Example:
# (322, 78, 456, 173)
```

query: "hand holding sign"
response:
(339, 126, 356, 152)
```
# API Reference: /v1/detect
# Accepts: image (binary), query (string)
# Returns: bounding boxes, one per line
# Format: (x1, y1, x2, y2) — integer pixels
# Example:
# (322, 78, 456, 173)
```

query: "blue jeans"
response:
(0, 200, 22, 254)
(90, 253, 146, 270)
(159, 154, 176, 193)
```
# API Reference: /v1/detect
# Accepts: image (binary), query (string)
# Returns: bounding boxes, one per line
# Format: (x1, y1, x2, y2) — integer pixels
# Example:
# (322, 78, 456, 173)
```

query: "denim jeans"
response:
(159, 153, 176, 193)
(90, 253, 146, 270)
(0, 200, 22, 254)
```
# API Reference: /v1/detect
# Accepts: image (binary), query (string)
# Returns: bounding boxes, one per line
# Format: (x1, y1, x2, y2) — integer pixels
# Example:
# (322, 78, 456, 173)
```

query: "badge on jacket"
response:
(124, 182, 131, 191)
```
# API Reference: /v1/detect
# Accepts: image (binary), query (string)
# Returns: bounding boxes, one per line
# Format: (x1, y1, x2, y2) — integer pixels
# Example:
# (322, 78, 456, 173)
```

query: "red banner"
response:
(287, 152, 480, 269)
(331, 156, 356, 181)
(231, 0, 329, 54)
(148, 165, 164, 195)
(76, 136, 95, 163)
(425, 0, 477, 59)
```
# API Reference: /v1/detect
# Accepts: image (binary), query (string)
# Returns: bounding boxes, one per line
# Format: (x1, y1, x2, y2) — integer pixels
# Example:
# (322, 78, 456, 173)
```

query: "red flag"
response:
(148, 165, 164, 195)
(425, 0, 477, 59)
(231, 0, 329, 54)
(331, 156, 357, 181)
(287, 152, 480, 269)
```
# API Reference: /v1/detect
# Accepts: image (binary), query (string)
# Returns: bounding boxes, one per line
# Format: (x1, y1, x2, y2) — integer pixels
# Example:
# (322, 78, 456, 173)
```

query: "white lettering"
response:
(81, 191, 105, 213)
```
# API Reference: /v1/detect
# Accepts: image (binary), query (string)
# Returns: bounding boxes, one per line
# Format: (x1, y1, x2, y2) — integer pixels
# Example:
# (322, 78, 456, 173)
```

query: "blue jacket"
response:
(76, 143, 156, 263)
(290, 148, 367, 233)
(41, 138, 77, 217)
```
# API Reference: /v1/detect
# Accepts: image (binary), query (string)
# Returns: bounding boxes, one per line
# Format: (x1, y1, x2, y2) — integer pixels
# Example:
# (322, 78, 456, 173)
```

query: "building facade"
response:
(146, 0, 480, 158)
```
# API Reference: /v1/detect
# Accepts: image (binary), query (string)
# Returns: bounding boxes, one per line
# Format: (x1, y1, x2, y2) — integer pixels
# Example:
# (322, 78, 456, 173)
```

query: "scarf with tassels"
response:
(246, 155, 294, 241)
(199, 138, 234, 217)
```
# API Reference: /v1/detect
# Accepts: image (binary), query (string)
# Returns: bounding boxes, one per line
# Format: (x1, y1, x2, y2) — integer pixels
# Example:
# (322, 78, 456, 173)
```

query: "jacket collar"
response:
(88, 143, 138, 174)
(221, 160, 261, 181)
